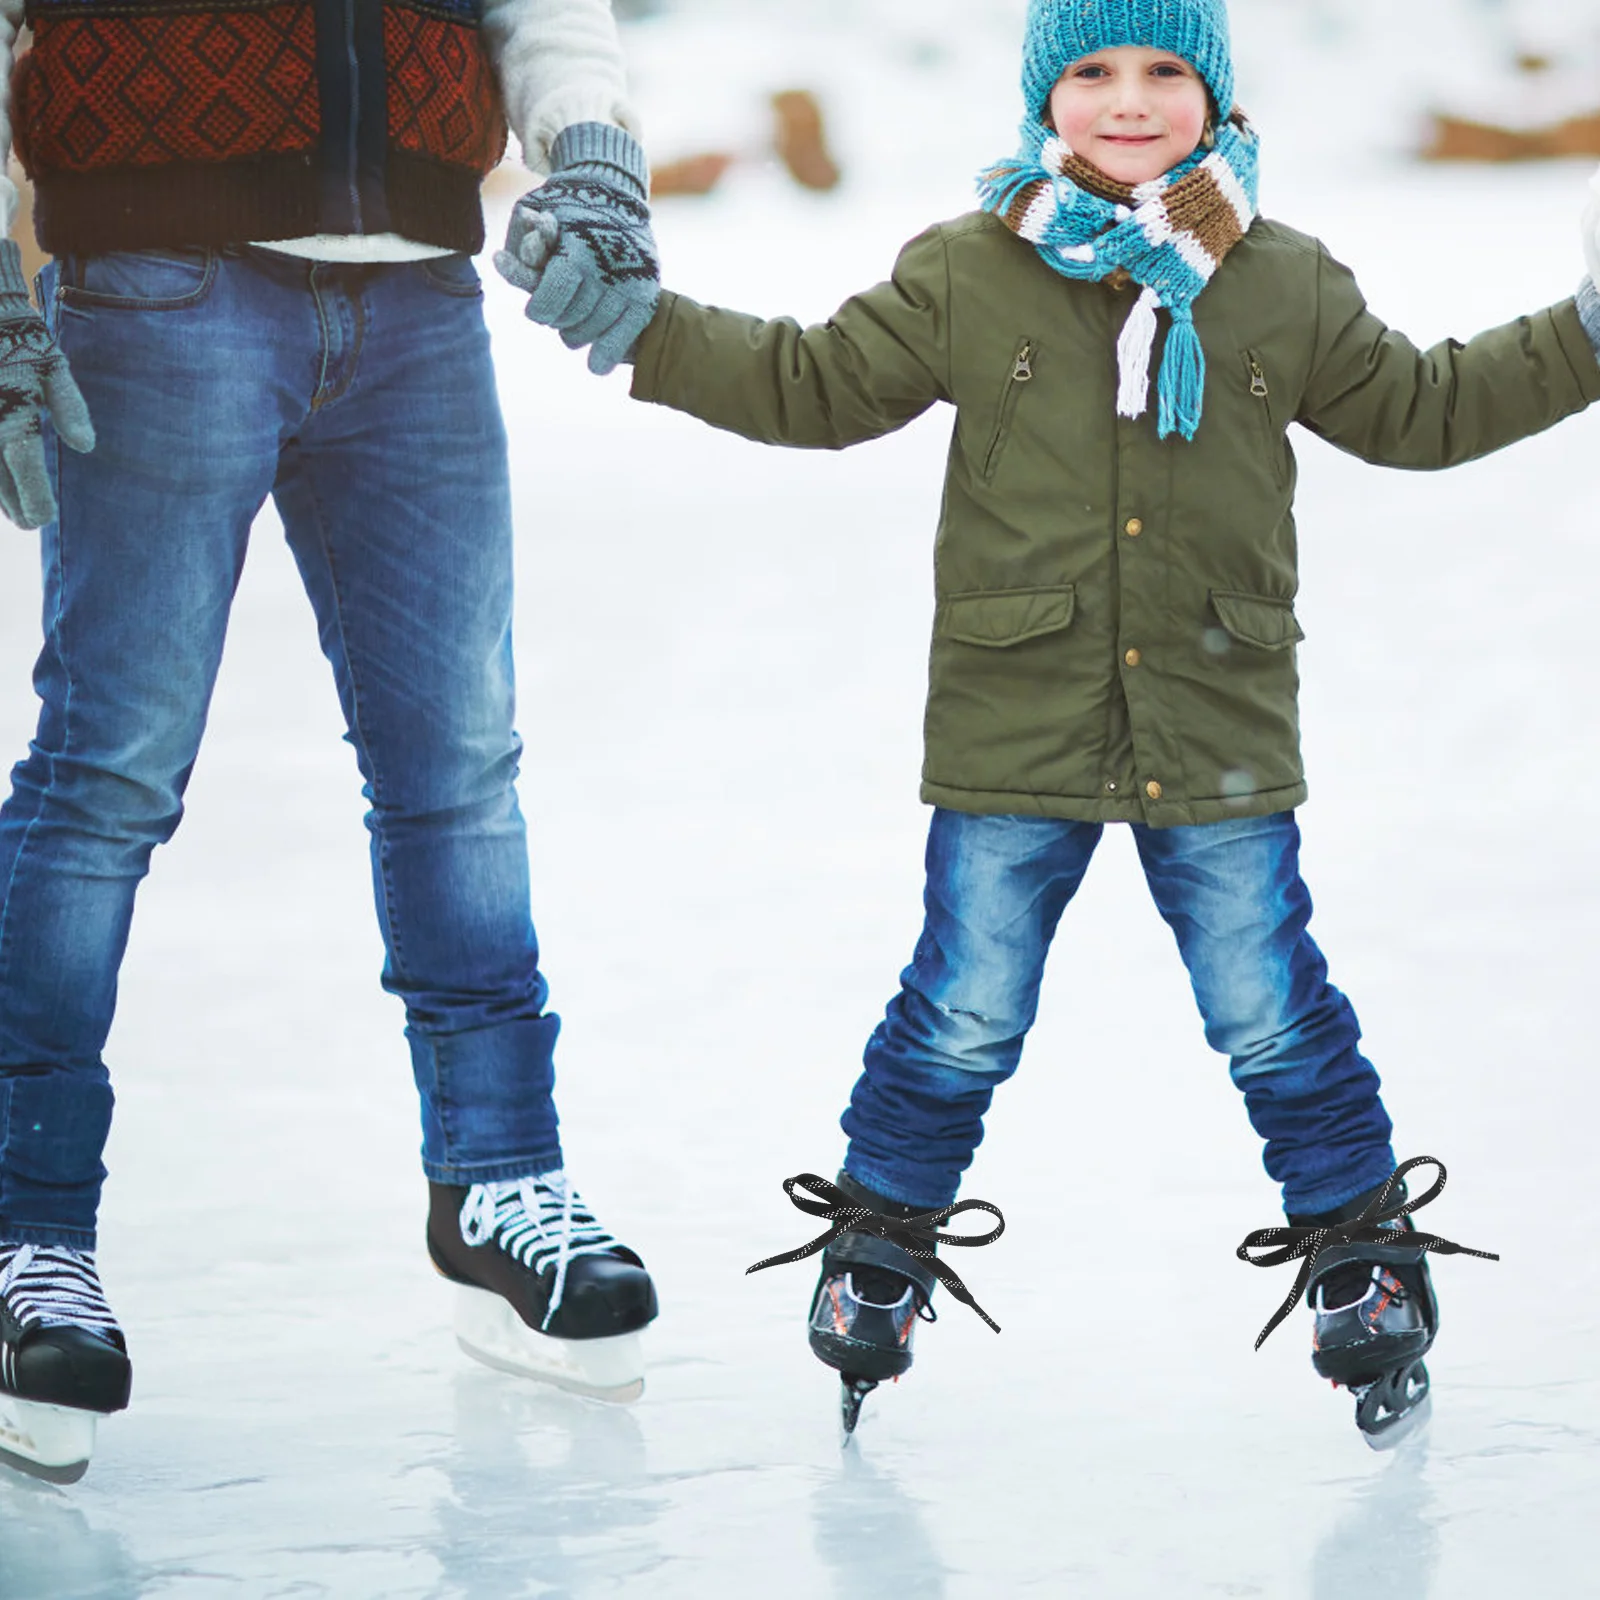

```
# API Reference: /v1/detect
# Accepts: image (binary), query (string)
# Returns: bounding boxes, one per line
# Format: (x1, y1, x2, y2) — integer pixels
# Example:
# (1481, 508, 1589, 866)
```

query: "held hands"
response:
(494, 123, 661, 376)
(0, 238, 95, 529)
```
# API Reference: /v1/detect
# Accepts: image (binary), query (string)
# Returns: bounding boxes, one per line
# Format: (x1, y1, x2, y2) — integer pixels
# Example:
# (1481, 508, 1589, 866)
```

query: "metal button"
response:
(1124, 648, 1142, 668)
(1124, 517, 1143, 537)
(1146, 779, 1163, 801)
(1106, 780, 1119, 793)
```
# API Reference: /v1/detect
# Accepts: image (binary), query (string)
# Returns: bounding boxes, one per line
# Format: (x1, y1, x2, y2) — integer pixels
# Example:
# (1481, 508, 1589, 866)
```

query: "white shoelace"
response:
(0, 1244, 121, 1340)
(458, 1172, 622, 1332)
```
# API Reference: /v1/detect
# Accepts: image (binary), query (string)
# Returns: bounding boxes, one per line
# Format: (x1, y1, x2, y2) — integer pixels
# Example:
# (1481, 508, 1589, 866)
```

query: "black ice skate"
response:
(1239, 1157, 1498, 1452)
(0, 1244, 132, 1483)
(427, 1172, 658, 1402)
(1293, 1193, 1438, 1449)
(747, 1172, 1004, 1439)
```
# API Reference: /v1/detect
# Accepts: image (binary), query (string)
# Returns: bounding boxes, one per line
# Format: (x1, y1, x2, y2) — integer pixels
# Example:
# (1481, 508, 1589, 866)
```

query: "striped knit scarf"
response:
(978, 117, 1261, 441)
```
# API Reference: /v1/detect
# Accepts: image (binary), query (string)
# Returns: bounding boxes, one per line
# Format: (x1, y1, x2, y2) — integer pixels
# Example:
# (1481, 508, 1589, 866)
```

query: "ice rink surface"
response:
(4, 1, 1600, 1594)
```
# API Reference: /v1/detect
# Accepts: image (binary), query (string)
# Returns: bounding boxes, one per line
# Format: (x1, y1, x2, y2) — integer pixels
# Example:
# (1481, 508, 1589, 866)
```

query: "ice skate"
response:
(1296, 1206, 1438, 1451)
(1240, 1157, 1498, 1453)
(747, 1172, 1004, 1440)
(0, 1245, 131, 1483)
(427, 1172, 658, 1403)
(806, 1175, 940, 1438)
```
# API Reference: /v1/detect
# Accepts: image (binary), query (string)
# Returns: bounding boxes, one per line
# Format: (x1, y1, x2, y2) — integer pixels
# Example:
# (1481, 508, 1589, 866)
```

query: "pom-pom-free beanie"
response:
(1021, 0, 1236, 121)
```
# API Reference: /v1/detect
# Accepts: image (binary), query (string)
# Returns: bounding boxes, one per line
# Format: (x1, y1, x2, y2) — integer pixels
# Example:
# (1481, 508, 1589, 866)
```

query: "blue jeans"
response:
(842, 809, 1396, 1216)
(0, 247, 564, 1248)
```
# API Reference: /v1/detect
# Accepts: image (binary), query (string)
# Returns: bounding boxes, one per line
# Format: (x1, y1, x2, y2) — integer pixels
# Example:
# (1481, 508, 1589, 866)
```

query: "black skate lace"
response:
(1236, 1156, 1499, 1350)
(459, 1174, 621, 1334)
(0, 1245, 121, 1341)
(746, 1174, 1006, 1333)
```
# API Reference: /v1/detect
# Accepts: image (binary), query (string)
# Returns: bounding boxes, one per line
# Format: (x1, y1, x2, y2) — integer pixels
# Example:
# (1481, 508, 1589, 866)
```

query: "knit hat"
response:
(1021, 0, 1236, 124)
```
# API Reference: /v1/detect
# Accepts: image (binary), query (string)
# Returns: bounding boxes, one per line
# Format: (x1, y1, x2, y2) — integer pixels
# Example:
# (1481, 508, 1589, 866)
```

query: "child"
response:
(499, 0, 1600, 1443)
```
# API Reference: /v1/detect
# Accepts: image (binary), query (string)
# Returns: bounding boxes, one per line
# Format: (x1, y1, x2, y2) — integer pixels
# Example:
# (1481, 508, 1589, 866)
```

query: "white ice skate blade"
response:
(1361, 1390, 1432, 1453)
(453, 1284, 646, 1404)
(0, 1394, 97, 1484)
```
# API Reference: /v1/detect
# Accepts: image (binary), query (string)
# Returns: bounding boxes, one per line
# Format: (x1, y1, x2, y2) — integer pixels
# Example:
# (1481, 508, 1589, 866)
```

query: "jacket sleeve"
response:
(1297, 243, 1600, 469)
(629, 225, 953, 450)
(480, 0, 638, 175)
(1, 0, 24, 237)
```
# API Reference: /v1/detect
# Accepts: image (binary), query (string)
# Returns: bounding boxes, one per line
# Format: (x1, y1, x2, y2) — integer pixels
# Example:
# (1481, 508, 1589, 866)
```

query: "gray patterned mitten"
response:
(0, 238, 95, 529)
(494, 123, 661, 376)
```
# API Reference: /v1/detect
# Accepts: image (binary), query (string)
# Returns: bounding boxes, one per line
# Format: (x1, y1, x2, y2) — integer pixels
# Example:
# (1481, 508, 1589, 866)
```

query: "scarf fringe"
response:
(1157, 313, 1206, 442)
(1116, 286, 1161, 421)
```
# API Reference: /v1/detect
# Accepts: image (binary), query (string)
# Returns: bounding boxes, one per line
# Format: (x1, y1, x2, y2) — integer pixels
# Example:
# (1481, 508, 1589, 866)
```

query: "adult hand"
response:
(0, 238, 95, 529)
(494, 123, 661, 376)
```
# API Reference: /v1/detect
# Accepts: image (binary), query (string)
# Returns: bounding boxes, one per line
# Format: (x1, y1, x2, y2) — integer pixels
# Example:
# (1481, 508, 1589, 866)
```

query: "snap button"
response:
(1124, 517, 1143, 537)
(1146, 779, 1163, 801)
(1124, 648, 1142, 668)
(1105, 780, 1118, 793)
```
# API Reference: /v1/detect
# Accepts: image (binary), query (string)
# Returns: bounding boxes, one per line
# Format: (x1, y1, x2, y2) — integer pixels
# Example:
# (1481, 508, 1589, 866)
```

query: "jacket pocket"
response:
(1243, 349, 1287, 490)
(981, 337, 1036, 482)
(937, 585, 1076, 647)
(1209, 591, 1304, 651)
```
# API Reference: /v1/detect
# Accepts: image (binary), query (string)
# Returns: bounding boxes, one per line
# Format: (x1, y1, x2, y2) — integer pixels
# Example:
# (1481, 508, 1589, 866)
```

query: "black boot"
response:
(428, 1174, 658, 1342)
(1291, 1178, 1437, 1443)
(806, 1172, 939, 1385)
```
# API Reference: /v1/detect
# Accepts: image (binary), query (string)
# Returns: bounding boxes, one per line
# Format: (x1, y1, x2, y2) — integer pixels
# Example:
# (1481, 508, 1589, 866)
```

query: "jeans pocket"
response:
(418, 253, 484, 298)
(59, 248, 218, 311)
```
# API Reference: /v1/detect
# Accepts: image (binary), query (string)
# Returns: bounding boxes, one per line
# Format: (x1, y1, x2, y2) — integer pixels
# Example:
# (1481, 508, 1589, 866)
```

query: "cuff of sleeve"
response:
(0, 236, 30, 301)
(627, 290, 681, 402)
(1579, 276, 1600, 358)
(550, 122, 649, 198)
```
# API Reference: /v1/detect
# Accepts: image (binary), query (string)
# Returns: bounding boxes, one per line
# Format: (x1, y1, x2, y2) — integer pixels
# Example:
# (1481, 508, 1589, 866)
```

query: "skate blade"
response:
(0, 1395, 96, 1484)
(453, 1285, 646, 1404)
(839, 1376, 877, 1445)
(1360, 1389, 1432, 1453)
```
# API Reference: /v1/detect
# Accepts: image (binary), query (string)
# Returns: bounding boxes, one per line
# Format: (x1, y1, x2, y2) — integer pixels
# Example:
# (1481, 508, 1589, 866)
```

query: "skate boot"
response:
(1292, 1183, 1438, 1450)
(0, 1244, 132, 1483)
(806, 1173, 940, 1437)
(427, 1172, 658, 1403)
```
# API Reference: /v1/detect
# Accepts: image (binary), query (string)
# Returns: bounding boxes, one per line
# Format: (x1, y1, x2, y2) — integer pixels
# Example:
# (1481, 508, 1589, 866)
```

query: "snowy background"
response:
(4, 0, 1600, 1595)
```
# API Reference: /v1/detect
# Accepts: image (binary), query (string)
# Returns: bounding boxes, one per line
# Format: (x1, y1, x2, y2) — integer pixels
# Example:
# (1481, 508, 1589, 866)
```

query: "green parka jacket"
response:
(631, 212, 1600, 827)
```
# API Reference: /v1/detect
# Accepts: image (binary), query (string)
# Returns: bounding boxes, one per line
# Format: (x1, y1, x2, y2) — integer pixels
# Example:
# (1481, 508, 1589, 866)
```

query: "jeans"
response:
(842, 808, 1396, 1216)
(0, 247, 563, 1248)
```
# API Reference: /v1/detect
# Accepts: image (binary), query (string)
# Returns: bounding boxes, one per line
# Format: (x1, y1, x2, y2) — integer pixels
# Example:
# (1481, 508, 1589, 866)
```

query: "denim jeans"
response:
(0, 247, 564, 1248)
(842, 808, 1396, 1216)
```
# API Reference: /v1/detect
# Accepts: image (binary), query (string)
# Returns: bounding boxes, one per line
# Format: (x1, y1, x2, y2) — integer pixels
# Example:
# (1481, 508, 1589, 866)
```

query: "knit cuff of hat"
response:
(1578, 276, 1600, 359)
(550, 122, 650, 199)
(0, 237, 31, 305)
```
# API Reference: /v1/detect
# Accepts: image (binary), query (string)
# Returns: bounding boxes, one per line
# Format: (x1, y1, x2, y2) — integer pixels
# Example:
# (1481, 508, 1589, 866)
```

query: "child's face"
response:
(1048, 47, 1211, 185)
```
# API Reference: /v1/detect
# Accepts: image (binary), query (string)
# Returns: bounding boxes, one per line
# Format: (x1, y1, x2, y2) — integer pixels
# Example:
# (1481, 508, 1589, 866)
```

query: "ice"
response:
(3, 2, 1600, 1594)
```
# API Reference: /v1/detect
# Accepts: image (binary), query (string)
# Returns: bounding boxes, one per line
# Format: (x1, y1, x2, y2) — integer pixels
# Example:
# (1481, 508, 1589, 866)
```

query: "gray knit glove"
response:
(494, 123, 660, 376)
(0, 238, 95, 529)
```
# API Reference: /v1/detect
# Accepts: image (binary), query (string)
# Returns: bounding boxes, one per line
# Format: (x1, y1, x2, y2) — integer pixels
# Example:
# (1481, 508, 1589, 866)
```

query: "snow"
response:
(3, 3, 1600, 1594)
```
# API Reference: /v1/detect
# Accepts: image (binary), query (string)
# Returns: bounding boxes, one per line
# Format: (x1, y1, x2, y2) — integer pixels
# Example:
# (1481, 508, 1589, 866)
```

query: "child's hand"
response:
(1583, 164, 1600, 286)
(491, 123, 661, 377)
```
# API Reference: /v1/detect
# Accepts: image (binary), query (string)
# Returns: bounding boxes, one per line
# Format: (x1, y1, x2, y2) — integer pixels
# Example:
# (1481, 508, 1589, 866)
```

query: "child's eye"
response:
(1073, 65, 1109, 80)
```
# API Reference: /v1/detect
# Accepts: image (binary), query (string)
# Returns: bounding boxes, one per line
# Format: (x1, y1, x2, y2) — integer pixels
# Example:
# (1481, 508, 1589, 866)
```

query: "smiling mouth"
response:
(1100, 135, 1163, 145)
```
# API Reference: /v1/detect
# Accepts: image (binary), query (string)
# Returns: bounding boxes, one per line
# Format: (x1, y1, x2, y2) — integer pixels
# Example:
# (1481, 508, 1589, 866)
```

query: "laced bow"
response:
(1236, 1156, 1499, 1350)
(746, 1174, 1006, 1333)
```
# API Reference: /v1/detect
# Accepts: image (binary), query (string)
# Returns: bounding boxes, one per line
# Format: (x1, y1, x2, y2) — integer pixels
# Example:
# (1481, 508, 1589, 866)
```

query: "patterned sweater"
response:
(0, 0, 635, 257)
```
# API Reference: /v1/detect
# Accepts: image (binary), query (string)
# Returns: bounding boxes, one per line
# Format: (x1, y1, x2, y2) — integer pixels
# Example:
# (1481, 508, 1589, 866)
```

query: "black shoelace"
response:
(1236, 1156, 1499, 1350)
(746, 1174, 1006, 1333)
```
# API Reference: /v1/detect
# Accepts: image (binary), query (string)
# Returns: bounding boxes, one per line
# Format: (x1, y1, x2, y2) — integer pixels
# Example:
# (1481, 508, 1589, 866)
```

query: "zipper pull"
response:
(1013, 342, 1034, 383)
(1248, 357, 1269, 398)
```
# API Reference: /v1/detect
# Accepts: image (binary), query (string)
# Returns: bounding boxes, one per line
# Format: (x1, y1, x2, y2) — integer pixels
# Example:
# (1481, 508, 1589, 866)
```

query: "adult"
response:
(0, 0, 661, 1479)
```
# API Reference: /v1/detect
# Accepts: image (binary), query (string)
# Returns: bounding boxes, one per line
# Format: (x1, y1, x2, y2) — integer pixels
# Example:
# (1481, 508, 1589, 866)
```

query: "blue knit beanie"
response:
(1022, 0, 1235, 123)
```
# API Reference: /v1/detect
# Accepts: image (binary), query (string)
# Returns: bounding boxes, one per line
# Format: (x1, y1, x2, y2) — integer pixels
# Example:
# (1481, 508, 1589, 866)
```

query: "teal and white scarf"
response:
(978, 118, 1261, 441)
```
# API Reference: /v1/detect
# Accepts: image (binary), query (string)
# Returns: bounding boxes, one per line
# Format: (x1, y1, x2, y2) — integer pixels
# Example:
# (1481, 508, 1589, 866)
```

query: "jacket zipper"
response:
(983, 338, 1034, 481)
(1245, 350, 1285, 489)
(345, 0, 362, 230)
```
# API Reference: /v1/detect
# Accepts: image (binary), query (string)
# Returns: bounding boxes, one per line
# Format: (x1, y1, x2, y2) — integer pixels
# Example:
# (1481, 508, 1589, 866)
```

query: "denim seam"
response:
(296, 445, 443, 1151)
